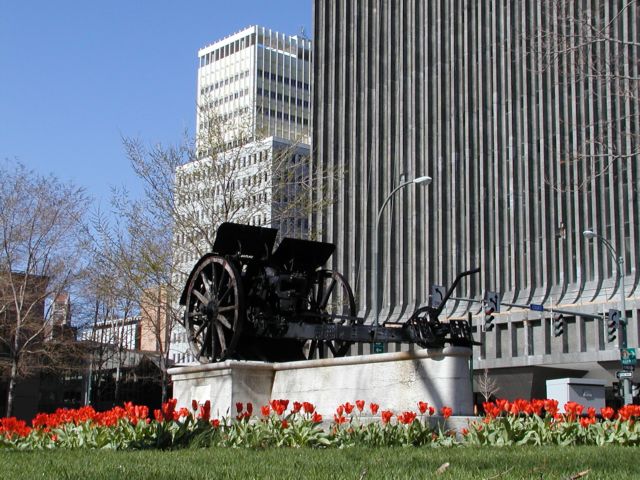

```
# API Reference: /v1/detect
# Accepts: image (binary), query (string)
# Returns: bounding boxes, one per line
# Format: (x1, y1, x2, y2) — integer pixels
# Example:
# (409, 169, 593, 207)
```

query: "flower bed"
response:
(1, 398, 639, 449)
(464, 399, 640, 446)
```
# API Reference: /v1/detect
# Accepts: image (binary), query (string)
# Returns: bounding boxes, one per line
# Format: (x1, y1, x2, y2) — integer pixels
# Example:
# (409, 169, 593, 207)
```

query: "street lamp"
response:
(583, 229, 632, 404)
(583, 229, 626, 319)
(373, 175, 432, 331)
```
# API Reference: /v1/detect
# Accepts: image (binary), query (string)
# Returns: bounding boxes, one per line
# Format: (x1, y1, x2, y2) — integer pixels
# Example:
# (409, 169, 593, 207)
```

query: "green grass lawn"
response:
(1, 446, 636, 479)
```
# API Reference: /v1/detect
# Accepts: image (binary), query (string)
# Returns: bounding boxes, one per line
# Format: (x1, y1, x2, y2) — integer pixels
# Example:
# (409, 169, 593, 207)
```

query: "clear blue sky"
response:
(0, 1, 312, 207)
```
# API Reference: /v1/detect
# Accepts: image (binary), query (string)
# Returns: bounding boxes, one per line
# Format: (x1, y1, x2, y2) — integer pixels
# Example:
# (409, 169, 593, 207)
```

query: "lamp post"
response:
(372, 175, 432, 332)
(583, 229, 632, 404)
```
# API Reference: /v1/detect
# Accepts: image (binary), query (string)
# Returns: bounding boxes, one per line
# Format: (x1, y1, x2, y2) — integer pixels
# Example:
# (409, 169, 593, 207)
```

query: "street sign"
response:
(373, 342, 384, 354)
(616, 370, 633, 379)
(529, 303, 544, 312)
(621, 348, 637, 367)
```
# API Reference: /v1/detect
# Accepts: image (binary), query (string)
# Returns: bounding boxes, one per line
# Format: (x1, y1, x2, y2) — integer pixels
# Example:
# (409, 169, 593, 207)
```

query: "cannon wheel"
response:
(184, 256, 245, 363)
(305, 270, 356, 359)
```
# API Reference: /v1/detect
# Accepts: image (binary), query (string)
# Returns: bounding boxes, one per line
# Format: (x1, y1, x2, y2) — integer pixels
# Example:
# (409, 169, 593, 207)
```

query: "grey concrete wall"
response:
(312, 1, 639, 373)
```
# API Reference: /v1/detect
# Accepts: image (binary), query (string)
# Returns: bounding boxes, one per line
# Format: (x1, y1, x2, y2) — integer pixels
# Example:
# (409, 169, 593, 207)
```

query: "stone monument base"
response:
(168, 346, 472, 418)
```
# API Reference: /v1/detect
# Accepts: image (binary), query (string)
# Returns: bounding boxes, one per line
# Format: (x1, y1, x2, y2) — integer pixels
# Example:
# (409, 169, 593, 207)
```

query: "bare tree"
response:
(0, 162, 89, 417)
(88, 204, 175, 403)
(534, 0, 640, 191)
(84, 290, 136, 405)
(75, 244, 127, 406)
(477, 368, 500, 403)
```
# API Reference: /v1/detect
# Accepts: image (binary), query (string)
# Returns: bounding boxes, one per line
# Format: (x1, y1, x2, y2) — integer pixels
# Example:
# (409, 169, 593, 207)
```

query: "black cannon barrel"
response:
(212, 222, 278, 258)
(271, 237, 335, 272)
(433, 267, 480, 318)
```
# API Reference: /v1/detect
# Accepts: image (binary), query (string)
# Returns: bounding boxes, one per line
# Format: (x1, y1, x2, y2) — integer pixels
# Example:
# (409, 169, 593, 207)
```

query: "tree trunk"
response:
(7, 310, 23, 418)
(160, 356, 168, 403)
(114, 359, 121, 404)
(155, 288, 169, 404)
(114, 311, 126, 405)
(6, 357, 18, 417)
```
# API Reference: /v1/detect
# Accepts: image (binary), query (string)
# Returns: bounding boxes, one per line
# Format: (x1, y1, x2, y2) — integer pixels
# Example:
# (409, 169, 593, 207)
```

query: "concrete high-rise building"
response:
(171, 26, 313, 363)
(313, 1, 639, 400)
(196, 25, 311, 145)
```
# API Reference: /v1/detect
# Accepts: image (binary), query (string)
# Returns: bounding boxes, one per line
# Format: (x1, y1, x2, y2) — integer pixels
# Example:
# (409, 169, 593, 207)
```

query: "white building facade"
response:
(79, 316, 140, 352)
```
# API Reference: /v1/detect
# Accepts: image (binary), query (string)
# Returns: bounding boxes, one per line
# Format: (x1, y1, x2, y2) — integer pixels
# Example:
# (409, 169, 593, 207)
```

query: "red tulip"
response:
(397, 411, 417, 424)
(198, 400, 211, 422)
(334, 414, 348, 424)
(544, 399, 559, 417)
(440, 406, 453, 419)
(600, 406, 615, 420)
(381, 410, 393, 424)
(153, 409, 163, 423)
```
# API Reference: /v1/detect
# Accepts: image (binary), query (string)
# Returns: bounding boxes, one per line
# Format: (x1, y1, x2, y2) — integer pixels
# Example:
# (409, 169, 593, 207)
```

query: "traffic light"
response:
(553, 314, 564, 337)
(429, 285, 446, 308)
(483, 291, 499, 332)
(607, 309, 620, 343)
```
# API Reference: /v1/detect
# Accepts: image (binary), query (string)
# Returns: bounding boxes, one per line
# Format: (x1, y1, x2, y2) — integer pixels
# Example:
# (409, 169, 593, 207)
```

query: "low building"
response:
(78, 315, 140, 351)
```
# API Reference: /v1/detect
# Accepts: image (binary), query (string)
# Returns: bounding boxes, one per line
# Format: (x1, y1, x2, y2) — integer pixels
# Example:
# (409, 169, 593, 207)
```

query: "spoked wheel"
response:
(184, 256, 245, 363)
(305, 269, 356, 359)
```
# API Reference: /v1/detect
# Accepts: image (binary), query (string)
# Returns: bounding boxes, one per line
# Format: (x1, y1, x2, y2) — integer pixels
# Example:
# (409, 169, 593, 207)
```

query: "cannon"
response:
(180, 222, 477, 363)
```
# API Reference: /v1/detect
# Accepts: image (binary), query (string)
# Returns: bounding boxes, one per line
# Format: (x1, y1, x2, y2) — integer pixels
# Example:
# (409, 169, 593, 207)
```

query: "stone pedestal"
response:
(168, 347, 472, 418)
(169, 360, 274, 418)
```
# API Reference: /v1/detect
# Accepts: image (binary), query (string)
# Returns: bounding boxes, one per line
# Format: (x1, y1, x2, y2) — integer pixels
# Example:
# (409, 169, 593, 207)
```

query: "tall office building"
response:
(313, 1, 639, 398)
(196, 25, 311, 145)
(171, 26, 313, 363)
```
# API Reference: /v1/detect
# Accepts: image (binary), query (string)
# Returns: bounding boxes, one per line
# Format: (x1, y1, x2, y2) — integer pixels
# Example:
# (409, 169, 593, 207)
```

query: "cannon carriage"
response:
(180, 222, 477, 363)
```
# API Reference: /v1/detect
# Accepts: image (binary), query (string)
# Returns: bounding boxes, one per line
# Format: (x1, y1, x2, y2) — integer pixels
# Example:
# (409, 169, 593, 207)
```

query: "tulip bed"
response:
(1, 398, 640, 450)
